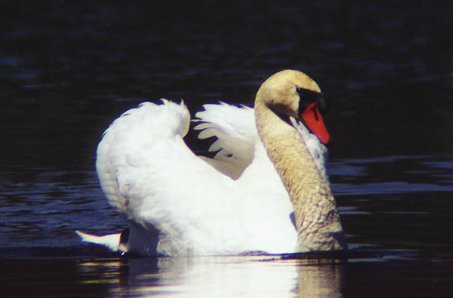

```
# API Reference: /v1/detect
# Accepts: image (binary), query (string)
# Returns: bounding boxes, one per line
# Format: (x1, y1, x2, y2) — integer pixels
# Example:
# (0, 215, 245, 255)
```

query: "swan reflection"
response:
(78, 256, 343, 297)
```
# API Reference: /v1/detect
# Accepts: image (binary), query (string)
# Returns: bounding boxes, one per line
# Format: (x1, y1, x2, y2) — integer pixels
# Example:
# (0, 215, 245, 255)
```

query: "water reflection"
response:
(294, 260, 343, 297)
(78, 256, 344, 297)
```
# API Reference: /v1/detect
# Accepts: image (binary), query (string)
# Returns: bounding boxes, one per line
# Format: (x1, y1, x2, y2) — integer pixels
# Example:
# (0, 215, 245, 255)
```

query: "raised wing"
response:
(194, 102, 257, 179)
(96, 100, 251, 254)
(96, 100, 191, 214)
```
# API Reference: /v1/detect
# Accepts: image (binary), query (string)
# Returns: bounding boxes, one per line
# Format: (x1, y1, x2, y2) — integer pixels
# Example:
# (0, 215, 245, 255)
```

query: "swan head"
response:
(256, 70, 330, 144)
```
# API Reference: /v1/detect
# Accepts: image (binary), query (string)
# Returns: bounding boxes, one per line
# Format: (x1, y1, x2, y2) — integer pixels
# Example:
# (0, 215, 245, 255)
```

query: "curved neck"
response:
(255, 101, 347, 251)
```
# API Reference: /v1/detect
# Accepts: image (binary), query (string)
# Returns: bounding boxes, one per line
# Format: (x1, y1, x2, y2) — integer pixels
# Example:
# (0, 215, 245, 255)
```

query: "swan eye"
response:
(296, 87, 329, 114)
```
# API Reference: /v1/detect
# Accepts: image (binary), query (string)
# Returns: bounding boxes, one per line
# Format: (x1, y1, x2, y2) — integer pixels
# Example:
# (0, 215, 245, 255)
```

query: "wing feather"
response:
(96, 100, 253, 255)
(96, 100, 191, 214)
(194, 103, 257, 178)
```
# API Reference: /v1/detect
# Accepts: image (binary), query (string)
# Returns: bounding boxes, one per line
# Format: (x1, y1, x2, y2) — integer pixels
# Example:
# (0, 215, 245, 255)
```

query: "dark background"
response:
(0, 0, 451, 171)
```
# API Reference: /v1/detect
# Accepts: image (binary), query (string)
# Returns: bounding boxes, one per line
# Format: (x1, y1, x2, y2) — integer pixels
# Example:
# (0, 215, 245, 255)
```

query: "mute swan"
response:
(77, 70, 347, 256)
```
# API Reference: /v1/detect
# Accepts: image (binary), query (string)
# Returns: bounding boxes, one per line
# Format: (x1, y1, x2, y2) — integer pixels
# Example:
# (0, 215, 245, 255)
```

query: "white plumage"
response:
(87, 99, 315, 256)
(76, 70, 348, 256)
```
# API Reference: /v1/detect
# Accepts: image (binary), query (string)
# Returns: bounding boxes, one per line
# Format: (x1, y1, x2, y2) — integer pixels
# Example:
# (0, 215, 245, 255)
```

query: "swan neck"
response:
(255, 101, 347, 251)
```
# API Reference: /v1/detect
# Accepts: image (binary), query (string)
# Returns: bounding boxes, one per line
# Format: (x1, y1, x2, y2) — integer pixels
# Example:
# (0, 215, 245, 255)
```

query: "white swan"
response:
(77, 70, 347, 256)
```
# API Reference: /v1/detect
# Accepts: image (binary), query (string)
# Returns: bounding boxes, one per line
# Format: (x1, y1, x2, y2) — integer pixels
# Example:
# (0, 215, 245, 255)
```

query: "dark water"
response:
(1, 1, 452, 297)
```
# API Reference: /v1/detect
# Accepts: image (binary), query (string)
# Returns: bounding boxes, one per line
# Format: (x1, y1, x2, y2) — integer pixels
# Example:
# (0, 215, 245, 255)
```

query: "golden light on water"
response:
(78, 256, 343, 297)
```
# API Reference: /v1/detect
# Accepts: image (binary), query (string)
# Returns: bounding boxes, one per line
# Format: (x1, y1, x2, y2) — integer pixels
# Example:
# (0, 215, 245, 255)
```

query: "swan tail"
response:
(76, 230, 128, 253)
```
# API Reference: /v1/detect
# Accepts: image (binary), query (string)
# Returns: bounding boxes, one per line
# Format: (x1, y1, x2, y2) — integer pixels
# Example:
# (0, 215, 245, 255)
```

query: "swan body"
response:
(77, 70, 347, 256)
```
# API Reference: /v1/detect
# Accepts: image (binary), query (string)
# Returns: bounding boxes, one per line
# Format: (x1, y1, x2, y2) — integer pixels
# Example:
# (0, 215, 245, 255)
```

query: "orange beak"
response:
(300, 102, 331, 145)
